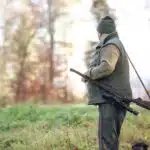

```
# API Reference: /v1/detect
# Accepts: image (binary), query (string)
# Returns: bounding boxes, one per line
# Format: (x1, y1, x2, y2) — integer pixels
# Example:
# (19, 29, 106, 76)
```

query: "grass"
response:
(0, 103, 149, 150)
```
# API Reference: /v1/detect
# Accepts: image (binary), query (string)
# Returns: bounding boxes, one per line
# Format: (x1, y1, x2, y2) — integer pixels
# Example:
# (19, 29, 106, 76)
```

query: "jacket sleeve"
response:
(89, 44, 120, 80)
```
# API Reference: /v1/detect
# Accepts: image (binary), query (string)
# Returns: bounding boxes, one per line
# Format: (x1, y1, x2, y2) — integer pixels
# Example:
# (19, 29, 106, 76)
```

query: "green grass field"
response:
(0, 103, 149, 150)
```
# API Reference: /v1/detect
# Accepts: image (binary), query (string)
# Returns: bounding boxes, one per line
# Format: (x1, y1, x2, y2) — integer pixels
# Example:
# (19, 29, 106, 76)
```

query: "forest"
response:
(0, 0, 150, 150)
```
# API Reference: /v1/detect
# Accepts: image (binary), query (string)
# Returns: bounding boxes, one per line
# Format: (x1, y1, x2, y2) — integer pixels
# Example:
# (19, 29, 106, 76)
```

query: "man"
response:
(82, 16, 132, 150)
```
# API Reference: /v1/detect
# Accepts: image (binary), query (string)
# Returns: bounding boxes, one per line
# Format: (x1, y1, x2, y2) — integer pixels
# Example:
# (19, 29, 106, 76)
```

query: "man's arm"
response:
(85, 44, 120, 80)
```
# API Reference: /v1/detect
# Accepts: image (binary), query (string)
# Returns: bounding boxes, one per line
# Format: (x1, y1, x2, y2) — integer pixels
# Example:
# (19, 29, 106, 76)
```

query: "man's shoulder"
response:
(105, 36, 120, 45)
(102, 37, 123, 54)
(101, 44, 121, 57)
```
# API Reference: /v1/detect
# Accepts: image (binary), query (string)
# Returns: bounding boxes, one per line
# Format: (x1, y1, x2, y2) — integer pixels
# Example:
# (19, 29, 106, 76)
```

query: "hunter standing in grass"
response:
(82, 16, 132, 150)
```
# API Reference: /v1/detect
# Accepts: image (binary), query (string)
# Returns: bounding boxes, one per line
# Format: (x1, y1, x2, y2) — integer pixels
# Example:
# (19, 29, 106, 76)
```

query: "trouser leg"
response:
(98, 102, 127, 150)
(115, 103, 127, 139)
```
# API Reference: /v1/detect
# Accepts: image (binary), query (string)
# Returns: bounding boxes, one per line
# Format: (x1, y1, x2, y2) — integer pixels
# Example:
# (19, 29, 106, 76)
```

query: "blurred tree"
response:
(0, 0, 81, 104)
(10, 5, 38, 101)
(0, 0, 16, 102)
(0, 0, 43, 102)
(46, 0, 69, 89)
(91, 0, 116, 21)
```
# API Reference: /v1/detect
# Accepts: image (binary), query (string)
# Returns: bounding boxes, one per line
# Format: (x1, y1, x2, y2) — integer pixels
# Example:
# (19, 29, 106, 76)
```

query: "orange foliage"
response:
(11, 78, 69, 102)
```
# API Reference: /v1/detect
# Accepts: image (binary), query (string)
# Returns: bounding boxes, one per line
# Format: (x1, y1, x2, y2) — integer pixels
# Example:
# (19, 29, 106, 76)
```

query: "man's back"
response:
(96, 33, 132, 98)
(86, 32, 132, 105)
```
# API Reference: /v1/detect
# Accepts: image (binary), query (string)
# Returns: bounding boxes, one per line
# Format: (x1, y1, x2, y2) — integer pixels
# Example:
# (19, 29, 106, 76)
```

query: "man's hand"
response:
(81, 69, 91, 83)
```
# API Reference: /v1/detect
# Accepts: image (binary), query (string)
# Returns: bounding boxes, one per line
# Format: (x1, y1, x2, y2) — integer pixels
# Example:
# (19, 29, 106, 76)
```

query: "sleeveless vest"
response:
(86, 32, 132, 105)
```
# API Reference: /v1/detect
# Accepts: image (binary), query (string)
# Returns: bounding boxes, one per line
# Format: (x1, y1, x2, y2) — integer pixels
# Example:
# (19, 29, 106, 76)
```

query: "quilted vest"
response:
(86, 32, 132, 105)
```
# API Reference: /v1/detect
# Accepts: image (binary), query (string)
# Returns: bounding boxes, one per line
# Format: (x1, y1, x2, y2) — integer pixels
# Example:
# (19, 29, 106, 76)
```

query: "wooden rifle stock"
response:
(126, 97, 150, 110)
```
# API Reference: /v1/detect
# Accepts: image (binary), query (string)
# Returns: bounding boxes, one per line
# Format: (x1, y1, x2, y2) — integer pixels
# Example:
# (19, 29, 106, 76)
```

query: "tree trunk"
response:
(47, 0, 55, 89)
(91, 0, 116, 21)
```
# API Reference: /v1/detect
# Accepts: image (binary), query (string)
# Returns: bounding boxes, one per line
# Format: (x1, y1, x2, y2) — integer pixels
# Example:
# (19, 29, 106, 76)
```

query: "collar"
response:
(96, 32, 118, 49)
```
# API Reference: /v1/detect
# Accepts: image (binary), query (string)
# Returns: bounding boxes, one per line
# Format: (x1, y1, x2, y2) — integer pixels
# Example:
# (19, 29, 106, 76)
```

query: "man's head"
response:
(97, 16, 116, 40)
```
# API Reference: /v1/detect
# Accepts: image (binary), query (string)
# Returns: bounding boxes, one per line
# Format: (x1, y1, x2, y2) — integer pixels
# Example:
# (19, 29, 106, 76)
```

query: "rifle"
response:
(70, 68, 150, 116)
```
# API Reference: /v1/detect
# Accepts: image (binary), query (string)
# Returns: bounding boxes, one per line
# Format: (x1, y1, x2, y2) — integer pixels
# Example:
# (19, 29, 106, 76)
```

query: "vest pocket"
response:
(87, 82, 101, 100)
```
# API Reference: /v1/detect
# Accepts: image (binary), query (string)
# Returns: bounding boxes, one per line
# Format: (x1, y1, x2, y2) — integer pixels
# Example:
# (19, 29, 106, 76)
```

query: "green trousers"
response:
(98, 102, 127, 150)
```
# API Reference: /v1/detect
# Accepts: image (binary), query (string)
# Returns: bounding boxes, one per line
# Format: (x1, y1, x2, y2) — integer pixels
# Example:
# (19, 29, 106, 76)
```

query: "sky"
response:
(108, 0, 150, 80)
(107, 0, 150, 97)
